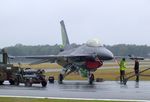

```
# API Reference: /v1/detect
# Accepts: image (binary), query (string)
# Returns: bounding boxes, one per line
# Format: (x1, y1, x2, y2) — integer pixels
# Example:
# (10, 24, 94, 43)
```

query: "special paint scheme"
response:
(16, 20, 114, 84)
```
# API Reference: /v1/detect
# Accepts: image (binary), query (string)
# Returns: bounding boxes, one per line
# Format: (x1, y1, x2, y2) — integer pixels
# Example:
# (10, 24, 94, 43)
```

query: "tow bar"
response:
(123, 68, 150, 85)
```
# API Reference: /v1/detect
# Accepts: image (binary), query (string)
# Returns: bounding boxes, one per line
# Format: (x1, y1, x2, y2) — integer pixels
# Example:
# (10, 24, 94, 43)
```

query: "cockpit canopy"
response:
(86, 39, 102, 47)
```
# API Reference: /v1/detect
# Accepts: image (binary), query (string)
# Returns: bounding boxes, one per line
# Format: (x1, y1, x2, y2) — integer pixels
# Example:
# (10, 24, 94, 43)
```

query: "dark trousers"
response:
(120, 70, 125, 83)
(135, 70, 139, 82)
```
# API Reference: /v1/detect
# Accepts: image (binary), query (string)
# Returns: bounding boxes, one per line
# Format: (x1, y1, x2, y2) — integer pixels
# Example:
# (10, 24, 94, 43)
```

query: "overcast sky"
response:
(0, 0, 150, 48)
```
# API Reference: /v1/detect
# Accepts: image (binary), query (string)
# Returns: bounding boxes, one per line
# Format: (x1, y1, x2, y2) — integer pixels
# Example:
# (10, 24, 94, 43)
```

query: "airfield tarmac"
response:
(0, 81, 150, 101)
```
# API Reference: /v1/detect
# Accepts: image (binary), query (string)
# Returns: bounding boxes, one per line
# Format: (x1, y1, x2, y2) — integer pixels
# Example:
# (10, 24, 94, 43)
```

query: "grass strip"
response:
(0, 97, 129, 102)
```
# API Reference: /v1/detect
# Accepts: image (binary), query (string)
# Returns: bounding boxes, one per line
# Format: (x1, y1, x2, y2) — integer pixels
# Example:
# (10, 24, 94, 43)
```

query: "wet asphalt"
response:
(0, 81, 150, 101)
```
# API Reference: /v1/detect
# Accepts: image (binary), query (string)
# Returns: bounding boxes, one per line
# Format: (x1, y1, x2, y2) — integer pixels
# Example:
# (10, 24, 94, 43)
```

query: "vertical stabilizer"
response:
(60, 20, 70, 47)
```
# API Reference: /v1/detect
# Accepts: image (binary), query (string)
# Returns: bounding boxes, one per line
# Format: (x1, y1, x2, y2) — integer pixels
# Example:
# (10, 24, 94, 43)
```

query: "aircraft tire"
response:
(89, 73, 94, 85)
(58, 74, 63, 84)
(41, 81, 47, 87)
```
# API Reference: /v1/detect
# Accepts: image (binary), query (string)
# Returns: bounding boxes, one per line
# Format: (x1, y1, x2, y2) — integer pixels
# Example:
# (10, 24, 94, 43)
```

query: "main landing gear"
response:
(58, 73, 95, 84)
(58, 64, 77, 84)
(57, 63, 95, 84)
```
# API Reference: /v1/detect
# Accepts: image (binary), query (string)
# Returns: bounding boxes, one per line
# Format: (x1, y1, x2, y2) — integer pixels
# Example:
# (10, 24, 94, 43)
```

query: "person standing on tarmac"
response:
(134, 59, 139, 82)
(119, 58, 126, 84)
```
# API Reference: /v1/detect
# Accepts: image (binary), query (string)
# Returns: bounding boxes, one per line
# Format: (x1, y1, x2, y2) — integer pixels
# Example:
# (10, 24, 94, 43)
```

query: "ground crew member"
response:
(119, 58, 126, 84)
(134, 59, 139, 82)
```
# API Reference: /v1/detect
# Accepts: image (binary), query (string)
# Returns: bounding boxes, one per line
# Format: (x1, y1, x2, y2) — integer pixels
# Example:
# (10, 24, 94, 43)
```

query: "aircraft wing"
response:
(15, 53, 95, 59)
(13, 53, 96, 64)
(20, 55, 58, 59)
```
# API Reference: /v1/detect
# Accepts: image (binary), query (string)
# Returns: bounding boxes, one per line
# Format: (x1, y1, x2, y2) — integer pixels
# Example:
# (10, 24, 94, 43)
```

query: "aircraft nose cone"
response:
(97, 47, 114, 60)
(105, 50, 114, 60)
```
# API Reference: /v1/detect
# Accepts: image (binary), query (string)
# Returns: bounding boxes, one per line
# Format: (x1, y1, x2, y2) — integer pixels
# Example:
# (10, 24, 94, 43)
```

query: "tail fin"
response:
(60, 20, 70, 47)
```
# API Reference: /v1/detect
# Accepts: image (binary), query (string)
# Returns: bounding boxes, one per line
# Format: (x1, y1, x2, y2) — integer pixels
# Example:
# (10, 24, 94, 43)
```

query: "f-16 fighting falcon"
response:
(16, 20, 114, 84)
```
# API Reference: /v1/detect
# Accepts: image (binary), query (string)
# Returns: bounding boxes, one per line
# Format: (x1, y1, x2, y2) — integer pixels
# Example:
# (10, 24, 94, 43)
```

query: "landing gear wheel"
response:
(89, 73, 94, 85)
(41, 81, 47, 87)
(58, 74, 63, 84)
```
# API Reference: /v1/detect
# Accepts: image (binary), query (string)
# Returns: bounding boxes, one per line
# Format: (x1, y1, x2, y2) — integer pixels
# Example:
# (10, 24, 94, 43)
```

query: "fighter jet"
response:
(18, 20, 114, 84)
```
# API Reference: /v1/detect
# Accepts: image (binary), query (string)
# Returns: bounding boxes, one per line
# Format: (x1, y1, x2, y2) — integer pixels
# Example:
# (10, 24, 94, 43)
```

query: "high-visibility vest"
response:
(119, 60, 126, 71)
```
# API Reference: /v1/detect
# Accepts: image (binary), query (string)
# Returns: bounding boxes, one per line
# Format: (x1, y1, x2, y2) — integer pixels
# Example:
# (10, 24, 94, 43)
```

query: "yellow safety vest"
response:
(119, 60, 126, 71)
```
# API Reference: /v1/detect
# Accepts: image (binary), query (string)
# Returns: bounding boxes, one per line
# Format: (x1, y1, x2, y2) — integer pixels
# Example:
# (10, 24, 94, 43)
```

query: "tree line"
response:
(2, 44, 150, 58)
